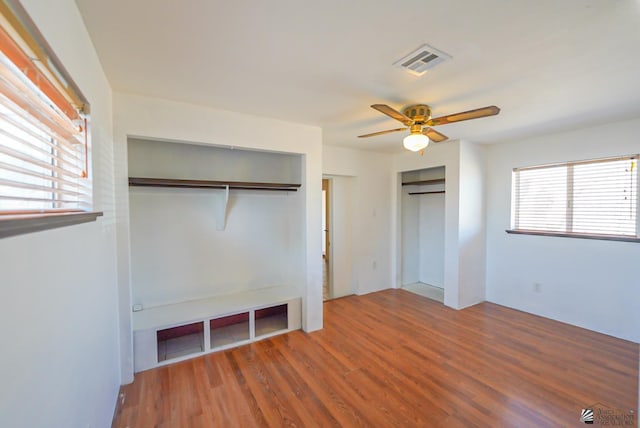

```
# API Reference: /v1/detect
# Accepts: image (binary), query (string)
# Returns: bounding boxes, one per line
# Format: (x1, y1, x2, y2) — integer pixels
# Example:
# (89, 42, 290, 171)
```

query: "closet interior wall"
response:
(127, 138, 305, 308)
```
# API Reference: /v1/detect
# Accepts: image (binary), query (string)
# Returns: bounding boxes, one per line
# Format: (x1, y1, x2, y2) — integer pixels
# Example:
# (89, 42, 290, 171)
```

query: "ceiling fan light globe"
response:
(403, 133, 430, 152)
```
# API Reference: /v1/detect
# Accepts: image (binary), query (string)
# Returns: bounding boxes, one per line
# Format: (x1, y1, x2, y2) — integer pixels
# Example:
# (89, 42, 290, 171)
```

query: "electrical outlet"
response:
(533, 283, 542, 293)
(372, 260, 377, 270)
(132, 304, 143, 312)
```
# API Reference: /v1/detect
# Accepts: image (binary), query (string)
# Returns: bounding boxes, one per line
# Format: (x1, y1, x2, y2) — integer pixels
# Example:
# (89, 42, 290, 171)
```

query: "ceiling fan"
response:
(358, 103, 500, 152)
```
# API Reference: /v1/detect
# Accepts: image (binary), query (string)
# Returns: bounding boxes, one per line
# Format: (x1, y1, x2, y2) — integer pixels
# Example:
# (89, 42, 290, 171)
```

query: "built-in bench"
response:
(133, 285, 301, 372)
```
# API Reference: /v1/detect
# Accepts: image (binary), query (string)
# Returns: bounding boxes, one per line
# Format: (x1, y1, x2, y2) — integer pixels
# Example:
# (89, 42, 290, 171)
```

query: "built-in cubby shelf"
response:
(133, 285, 301, 372)
(210, 313, 250, 348)
(157, 322, 204, 362)
(129, 177, 301, 192)
(255, 304, 288, 337)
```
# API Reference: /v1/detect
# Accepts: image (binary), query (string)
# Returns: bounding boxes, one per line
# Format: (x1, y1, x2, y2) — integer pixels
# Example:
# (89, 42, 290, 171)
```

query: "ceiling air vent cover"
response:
(393, 43, 451, 76)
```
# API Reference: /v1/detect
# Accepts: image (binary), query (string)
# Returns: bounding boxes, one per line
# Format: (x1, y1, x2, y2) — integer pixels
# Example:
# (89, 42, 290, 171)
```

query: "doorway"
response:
(322, 175, 356, 300)
(322, 178, 331, 300)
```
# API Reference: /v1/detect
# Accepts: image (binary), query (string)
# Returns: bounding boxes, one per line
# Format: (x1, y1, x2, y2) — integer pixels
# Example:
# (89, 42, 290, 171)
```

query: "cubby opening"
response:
(255, 304, 288, 337)
(157, 322, 204, 362)
(210, 312, 250, 348)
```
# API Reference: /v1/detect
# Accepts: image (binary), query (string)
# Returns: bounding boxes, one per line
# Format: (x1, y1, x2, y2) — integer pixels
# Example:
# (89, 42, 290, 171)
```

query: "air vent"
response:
(393, 43, 451, 76)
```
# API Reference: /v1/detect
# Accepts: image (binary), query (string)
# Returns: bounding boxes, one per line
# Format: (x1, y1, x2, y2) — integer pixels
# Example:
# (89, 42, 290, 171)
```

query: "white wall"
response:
(323, 146, 394, 294)
(129, 188, 303, 306)
(114, 94, 323, 382)
(457, 141, 487, 307)
(0, 1, 120, 427)
(486, 117, 640, 343)
(128, 138, 302, 183)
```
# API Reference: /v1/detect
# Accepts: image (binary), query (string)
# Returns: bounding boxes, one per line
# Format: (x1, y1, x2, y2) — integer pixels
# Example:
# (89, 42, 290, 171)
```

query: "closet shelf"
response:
(408, 190, 446, 195)
(133, 285, 300, 331)
(128, 177, 300, 231)
(129, 177, 301, 191)
(402, 178, 445, 186)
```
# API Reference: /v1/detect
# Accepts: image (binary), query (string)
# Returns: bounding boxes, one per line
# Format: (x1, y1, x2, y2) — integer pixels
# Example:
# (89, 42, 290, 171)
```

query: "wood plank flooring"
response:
(112, 289, 639, 427)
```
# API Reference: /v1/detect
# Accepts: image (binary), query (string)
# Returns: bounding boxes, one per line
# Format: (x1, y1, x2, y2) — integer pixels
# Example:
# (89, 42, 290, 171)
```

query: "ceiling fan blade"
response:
(427, 105, 500, 126)
(358, 127, 406, 138)
(422, 127, 448, 142)
(371, 104, 414, 126)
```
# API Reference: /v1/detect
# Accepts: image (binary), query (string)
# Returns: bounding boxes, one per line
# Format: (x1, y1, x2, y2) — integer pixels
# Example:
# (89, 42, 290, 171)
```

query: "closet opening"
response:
(400, 166, 446, 303)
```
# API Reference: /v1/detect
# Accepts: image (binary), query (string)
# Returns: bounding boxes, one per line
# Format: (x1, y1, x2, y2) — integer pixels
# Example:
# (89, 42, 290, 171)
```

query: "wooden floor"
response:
(112, 290, 639, 427)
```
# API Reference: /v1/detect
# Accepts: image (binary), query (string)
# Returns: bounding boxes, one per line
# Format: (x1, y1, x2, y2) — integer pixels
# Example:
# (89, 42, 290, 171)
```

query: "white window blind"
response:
(512, 156, 638, 238)
(0, 0, 90, 215)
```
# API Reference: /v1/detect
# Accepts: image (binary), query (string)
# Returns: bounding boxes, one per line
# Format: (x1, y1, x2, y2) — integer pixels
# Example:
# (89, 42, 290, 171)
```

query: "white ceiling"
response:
(75, 0, 640, 153)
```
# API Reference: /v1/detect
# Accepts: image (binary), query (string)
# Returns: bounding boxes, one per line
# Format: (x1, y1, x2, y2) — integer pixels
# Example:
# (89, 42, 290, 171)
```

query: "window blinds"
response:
(0, 1, 89, 214)
(512, 156, 638, 237)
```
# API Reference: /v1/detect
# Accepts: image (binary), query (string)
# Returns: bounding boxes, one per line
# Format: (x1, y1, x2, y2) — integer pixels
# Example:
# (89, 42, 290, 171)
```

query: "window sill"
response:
(0, 211, 103, 239)
(505, 229, 640, 243)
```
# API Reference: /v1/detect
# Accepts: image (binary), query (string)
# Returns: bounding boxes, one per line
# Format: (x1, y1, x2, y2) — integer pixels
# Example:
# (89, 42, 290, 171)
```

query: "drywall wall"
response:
(127, 139, 304, 307)
(322, 146, 394, 294)
(0, 0, 120, 427)
(128, 138, 302, 183)
(114, 93, 323, 382)
(486, 117, 640, 343)
(457, 141, 487, 307)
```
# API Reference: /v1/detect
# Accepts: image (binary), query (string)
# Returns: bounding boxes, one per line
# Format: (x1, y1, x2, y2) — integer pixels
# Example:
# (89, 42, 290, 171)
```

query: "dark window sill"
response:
(506, 229, 640, 243)
(0, 211, 103, 239)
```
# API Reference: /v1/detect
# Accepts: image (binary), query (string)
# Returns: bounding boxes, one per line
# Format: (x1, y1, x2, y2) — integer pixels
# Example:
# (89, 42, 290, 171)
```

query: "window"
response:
(0, 1, 98, 237)
(510, 155, 638, 241)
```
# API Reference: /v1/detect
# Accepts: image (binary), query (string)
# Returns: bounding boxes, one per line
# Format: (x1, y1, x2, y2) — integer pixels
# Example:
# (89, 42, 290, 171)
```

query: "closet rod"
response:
(402, 178, 445, 186)
(408, 190, 445, 195)
(128, 177, 301, 191)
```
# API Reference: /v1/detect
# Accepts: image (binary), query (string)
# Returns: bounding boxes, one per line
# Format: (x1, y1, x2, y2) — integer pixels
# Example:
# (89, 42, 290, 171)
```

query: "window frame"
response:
(507, 155, 640, 243)
(0, 0, 101, 238)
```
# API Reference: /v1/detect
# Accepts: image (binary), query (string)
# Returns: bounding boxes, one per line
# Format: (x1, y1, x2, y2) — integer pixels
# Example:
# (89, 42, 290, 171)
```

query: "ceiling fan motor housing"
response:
(403, 104, 431, 123)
